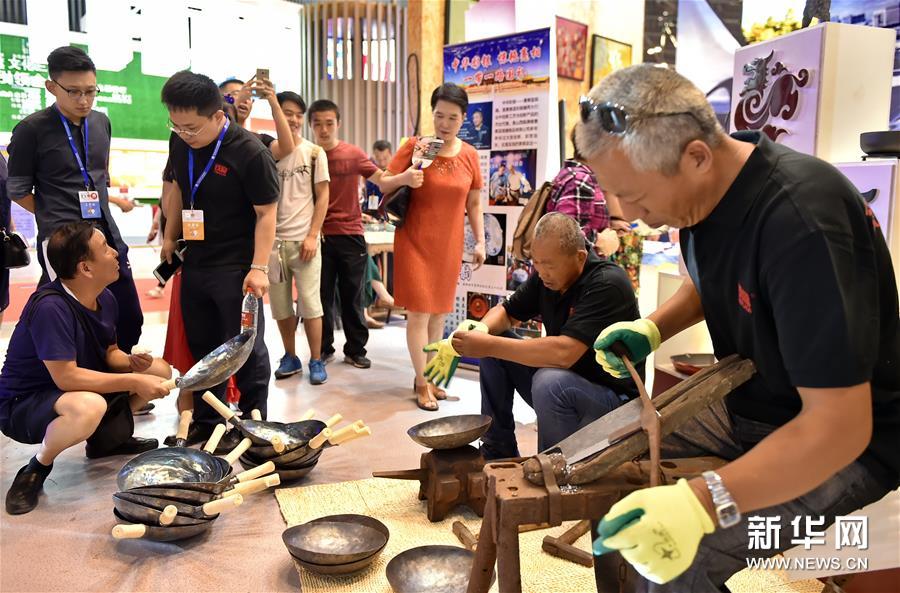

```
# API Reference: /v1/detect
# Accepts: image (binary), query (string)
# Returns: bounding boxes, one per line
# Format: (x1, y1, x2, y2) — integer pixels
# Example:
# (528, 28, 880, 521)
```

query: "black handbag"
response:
(379, 185, 412, 229)
(2, 227, 30, 269)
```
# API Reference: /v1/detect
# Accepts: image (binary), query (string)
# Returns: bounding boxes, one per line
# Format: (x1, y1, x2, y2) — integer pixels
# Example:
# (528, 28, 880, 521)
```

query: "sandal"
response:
(431, 384, 447, 400)
(414, 382, 438, 411)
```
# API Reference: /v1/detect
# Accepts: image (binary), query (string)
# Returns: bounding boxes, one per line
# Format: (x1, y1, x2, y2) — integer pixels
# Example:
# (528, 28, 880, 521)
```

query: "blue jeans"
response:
(479, 356, 628, 459)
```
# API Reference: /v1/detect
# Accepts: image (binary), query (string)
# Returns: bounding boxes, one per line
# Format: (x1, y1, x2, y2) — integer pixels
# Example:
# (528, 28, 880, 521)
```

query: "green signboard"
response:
(0, 33, 170, 141)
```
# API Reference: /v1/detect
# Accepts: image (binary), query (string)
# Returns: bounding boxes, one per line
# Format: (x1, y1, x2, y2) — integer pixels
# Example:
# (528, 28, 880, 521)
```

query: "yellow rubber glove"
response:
(423, 320, 488, 387)
(593, 319, 661, 378)
(593, 479, 715, 584)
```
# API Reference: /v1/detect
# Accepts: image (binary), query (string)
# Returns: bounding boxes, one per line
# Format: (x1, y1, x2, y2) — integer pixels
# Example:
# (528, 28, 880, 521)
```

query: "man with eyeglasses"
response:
(6, 46, 144, 355)
(159, 70, 279, 451)
(579, 65, 898, 591)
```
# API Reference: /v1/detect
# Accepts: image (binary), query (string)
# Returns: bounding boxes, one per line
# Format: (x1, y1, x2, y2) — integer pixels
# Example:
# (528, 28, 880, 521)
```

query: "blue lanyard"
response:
(187, 119, 229, 210)
(55, 105, 92, 190)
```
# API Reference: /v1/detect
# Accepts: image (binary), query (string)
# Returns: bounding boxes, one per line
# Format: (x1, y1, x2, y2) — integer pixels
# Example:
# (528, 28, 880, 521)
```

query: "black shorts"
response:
(0, 389, 65, 445)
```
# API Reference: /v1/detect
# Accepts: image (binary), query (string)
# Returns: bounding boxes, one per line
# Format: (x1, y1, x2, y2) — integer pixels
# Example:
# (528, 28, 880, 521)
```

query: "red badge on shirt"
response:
(737, 282, 752, 314)
(214, 163, 229, 176)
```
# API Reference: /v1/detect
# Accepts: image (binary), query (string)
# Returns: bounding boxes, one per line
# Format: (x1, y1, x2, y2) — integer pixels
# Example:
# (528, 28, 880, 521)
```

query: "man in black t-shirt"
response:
(6, 46, 144, 353)
(160, 71, 279, 451)
(451, 213, 640, 459)
(578, 65, 899, 590)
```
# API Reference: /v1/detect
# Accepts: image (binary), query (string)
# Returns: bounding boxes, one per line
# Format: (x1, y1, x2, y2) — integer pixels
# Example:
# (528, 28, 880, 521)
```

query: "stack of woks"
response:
(111, 411, 281, 542)
(282, 514, 390, 575)
(201, 392, 371, 481)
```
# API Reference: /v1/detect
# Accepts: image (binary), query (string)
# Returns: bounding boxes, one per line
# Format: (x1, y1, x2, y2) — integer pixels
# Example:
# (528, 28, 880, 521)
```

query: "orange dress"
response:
(389, 137, 483, 314)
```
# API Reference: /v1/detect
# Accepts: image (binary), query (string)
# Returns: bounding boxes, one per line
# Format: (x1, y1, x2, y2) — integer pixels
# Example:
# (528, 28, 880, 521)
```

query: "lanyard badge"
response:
(183, 118, 229, 241)
(56, 106, 100, 219)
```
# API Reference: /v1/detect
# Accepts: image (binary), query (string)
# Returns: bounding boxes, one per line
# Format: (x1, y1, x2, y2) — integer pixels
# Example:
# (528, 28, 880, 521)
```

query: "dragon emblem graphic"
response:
(734, 51, 811, 141)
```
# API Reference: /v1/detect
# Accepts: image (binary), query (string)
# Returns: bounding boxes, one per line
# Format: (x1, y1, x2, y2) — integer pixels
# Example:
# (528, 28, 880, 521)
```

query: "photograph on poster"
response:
(506, 249, 535, 291)
(458, 101, 493, 149)
(464, 213, 506, 266)
(489, 149, 537, 206)
(556, 16, 588, 81)
(590, 35, 632, 87)
(467, 291, 502, 321)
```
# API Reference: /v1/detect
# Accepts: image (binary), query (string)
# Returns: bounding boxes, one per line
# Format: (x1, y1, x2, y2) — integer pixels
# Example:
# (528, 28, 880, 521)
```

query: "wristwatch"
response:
(702, 470, 741, 529)
(250, 264, 269, 274)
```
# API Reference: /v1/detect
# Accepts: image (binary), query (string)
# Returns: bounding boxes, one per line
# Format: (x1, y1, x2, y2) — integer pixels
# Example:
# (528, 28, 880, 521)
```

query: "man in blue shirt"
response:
(6, 46, 144, 353)
(0, 222, 171, 515)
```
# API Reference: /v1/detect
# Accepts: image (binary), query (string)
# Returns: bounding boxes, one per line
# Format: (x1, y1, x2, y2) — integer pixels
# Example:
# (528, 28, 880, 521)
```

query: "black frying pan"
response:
(111, 509, 214, 542)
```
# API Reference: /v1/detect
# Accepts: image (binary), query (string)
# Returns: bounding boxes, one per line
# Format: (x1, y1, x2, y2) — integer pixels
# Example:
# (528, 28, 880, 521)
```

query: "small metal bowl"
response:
(407, 415, 492, 450)
(282, 520, 388, 565)
(386, 545, 486, 593)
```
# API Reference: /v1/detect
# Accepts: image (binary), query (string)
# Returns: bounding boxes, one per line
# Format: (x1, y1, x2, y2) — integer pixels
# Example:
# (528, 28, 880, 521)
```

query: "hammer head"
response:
(542, 536, 594, 567)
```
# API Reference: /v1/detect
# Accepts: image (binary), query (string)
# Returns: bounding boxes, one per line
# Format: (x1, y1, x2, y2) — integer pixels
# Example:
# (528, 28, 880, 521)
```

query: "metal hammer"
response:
(542, 520, 593, 566)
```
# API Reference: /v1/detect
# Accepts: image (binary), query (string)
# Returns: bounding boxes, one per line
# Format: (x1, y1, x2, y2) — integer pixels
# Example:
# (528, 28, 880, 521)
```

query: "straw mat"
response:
(276, 477, 824, 593)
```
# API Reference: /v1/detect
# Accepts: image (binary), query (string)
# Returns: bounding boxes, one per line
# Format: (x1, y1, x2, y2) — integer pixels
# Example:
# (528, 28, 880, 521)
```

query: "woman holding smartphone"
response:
(381, 84, 485, 411)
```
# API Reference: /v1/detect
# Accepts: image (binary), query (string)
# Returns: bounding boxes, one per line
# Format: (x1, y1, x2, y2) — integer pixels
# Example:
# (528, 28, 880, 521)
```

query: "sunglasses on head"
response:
(579, 96, 701, 135)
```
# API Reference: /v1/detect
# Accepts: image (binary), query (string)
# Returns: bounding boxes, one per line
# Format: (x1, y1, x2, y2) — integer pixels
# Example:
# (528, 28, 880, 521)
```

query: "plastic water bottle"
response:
(240, 292, 258, 333)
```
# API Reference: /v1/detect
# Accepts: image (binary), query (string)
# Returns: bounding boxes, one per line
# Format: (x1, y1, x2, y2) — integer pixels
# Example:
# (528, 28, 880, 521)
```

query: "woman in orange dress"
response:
(384, 84, 485, 411)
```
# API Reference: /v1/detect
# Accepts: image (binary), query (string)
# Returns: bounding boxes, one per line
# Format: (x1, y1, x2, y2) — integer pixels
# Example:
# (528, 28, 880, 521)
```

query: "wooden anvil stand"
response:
(467, 356, 755, 593)
(466, 457, 725, 593)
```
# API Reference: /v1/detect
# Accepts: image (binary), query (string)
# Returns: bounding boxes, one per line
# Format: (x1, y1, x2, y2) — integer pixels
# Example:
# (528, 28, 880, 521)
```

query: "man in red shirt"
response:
(306, 100, 408, 368)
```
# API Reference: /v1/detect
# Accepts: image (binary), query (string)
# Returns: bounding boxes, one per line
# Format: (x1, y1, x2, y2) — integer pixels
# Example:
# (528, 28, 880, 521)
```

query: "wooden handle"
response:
(203, 424, 227, 453)
(112, 524, 147, 539)
(331, 426, 370, 445)
(328, 424, 357, 443)
(324, 413, 343, 428)
(299, 409, 316, 421)
(201, 391, 235, 421)
(223, 437, 252, 464)
(235, 460, 275, 482)
(161, 378, 177, 391)
(202, 493, 243, 515)
(225, 474, 281, 497)
(271, 435, 285, 453)
(159, 505, 178, 526)
(452, 521, 478, 551)
(308, 428, 332, 450)
(176, 410, 193, 441)
(250, 409, 262, 421)
(557, 520, 591, 545)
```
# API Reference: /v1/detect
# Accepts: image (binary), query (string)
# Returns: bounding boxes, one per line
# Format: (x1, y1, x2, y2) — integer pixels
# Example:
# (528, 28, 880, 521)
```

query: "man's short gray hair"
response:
(575, 64, 724, 175)
(533, 212, 585, 255)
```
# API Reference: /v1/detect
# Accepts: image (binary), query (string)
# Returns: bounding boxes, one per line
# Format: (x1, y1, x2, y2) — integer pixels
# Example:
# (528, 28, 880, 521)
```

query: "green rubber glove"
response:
(423, 320, 488, 387)
(593, 479, 715, 584)
(593, 319, 661, 378)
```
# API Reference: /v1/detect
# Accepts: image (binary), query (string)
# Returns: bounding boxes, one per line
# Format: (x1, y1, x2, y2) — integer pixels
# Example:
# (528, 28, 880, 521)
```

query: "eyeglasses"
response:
(579, 96, 701, 135)
(51, 79, 99, 100)
(167, 119, 210, 137)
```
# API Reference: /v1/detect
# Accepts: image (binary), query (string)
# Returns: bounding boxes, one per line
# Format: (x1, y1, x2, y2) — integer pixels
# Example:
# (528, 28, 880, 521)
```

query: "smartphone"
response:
(253, 68, 270, 97)
(153, 241, 187, 285)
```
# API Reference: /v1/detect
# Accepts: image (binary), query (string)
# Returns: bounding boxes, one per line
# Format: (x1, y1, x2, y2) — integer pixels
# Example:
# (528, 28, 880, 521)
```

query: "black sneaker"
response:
(163, 423, 214, 447)
(478, 440, 520, 461)
(343, 354, 371, 369)
(133, 403, 155, 416)
(5, 464, 49, 515)
(321, 350, 336, 364)
(86, 436, 159, 459)
(212, 429, 244, 456)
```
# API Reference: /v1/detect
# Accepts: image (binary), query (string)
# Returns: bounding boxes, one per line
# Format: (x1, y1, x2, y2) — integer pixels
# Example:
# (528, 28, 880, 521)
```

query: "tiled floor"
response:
(0, 247, 544, 592)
